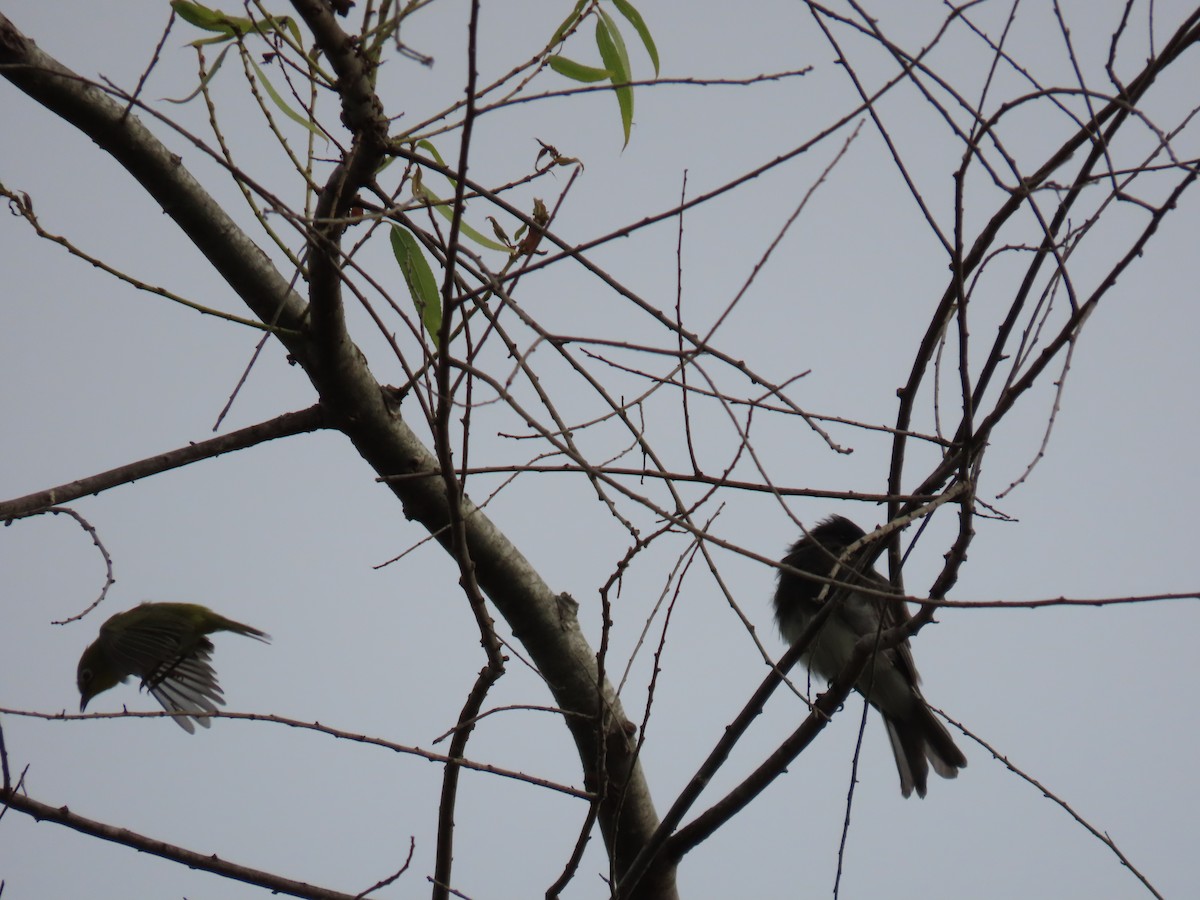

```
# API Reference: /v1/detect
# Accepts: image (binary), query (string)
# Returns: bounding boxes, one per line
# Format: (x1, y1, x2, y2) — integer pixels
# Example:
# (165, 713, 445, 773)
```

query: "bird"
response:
(773, 516, 966, 797)
(76, 602, 270, 733)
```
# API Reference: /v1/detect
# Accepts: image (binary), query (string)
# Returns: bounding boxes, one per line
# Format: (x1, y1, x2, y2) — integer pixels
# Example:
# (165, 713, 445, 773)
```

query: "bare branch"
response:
(0, 405, 328, 522)
(0, 786, 360, 900)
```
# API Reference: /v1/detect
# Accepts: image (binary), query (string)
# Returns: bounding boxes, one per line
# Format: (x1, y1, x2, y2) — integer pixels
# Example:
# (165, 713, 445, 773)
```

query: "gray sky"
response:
(2, 1, 1198, 897)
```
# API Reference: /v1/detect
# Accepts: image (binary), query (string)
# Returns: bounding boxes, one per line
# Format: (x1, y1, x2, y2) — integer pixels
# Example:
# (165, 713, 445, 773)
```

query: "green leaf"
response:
(172, 1, 295, 43)
(448, 214, 511, 253)
(597, 9, 633, 82)
(595, 12, 633, 147)
(390, 226, 443, 347)
(164, 43, 233, 103)
(412, 142, 508, 252)
(257, 15, 297, 41)
(415, 182, 510, 253)
(547, 55, 612, 83)
(248, 55, 326, 139)
(172, 0, 251, 37)
(549, 0, 589, 46)
(415, 139, 457, 192)
(171, 0, 231, 32)
(282, 15, 303, 47)
(611, 0, 659, 75)
(416, 139, 449, 170)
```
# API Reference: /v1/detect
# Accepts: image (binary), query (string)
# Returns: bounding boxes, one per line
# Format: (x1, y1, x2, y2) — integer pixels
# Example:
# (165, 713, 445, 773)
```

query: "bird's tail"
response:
(883, 703, 967, 798)
(212, 615, 271, 642)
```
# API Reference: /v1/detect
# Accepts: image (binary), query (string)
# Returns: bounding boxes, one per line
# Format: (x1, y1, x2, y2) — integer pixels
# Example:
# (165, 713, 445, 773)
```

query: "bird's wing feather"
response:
(849, 563, 924, 690)
(145, 644, 224, 732)
(104, 617, 189, 680)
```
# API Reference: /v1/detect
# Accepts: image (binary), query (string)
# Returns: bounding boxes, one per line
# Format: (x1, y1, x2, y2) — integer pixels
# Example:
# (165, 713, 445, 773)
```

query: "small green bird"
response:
(76, 602, 270, 733)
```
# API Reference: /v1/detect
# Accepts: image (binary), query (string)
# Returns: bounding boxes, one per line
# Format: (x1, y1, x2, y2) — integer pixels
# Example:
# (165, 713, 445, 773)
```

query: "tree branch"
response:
(0, 786, 360, 900)
(0, 405, 329, 521)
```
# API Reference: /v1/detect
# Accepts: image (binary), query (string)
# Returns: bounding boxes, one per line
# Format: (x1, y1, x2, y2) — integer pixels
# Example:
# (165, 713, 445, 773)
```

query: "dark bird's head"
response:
(776, 515, 874, 605)
(77, 640, 124, 712)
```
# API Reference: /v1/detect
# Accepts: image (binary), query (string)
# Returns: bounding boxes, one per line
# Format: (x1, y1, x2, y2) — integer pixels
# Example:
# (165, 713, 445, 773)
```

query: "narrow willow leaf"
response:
(164, 43, 232, 103)
(595, 13, 633, 147)
(186, 33, 239, 47)
(172, 0, 252, 36)
(416, 182, 510, 252)
(171, 0, 231, 31)
(611, 0, 659, 75)
(412, 142, 508, 252)
(597, 9, 633, 79)
(173, 1, 294, 43)
(415, 140, 459, 191)
(255, 15, 296, 39)
(390, 226, 443, 347)
(248, 55, 326, 139)
(549, 0, 589, 46)
(416, 139, 451, 174)
(548, 55, 613, 83)
(447, 211, 510, 253)
(282, 15, 303, 47)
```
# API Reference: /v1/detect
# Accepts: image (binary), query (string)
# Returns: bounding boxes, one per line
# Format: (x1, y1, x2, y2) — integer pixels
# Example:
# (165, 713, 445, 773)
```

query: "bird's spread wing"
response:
(145, 643, 224, 734)
(101, 616, 185, 676)
(103, 618, 225, 732)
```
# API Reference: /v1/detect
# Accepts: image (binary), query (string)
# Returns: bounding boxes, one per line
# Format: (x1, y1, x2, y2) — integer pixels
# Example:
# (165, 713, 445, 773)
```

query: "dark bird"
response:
(76, 602, 270, 733)
(773, 516, 966, 797)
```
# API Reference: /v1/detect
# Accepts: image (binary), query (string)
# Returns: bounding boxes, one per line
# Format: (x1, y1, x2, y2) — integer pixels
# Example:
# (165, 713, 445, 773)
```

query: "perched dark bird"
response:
(773, 516, 966, 797)
(76, 602, 270, 733)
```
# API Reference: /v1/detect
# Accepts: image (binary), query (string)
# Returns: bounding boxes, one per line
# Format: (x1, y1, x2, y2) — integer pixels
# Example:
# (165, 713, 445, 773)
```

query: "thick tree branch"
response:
(0, 405, 328, 522)
(0, 15, 312, 360)
(0, 786, 359, 900)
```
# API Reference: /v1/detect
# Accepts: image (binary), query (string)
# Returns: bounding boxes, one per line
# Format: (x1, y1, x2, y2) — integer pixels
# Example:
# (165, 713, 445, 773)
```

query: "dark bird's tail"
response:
(882, 702, 967, 798)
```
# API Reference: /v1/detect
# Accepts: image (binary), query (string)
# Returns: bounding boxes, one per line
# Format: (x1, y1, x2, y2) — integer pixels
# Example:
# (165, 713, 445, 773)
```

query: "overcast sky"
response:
(2, 1, 1199, 898)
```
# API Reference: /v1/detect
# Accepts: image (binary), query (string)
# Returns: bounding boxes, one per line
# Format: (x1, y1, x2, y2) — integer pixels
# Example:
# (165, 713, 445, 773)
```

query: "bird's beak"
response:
(80, 697, 89, 713)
